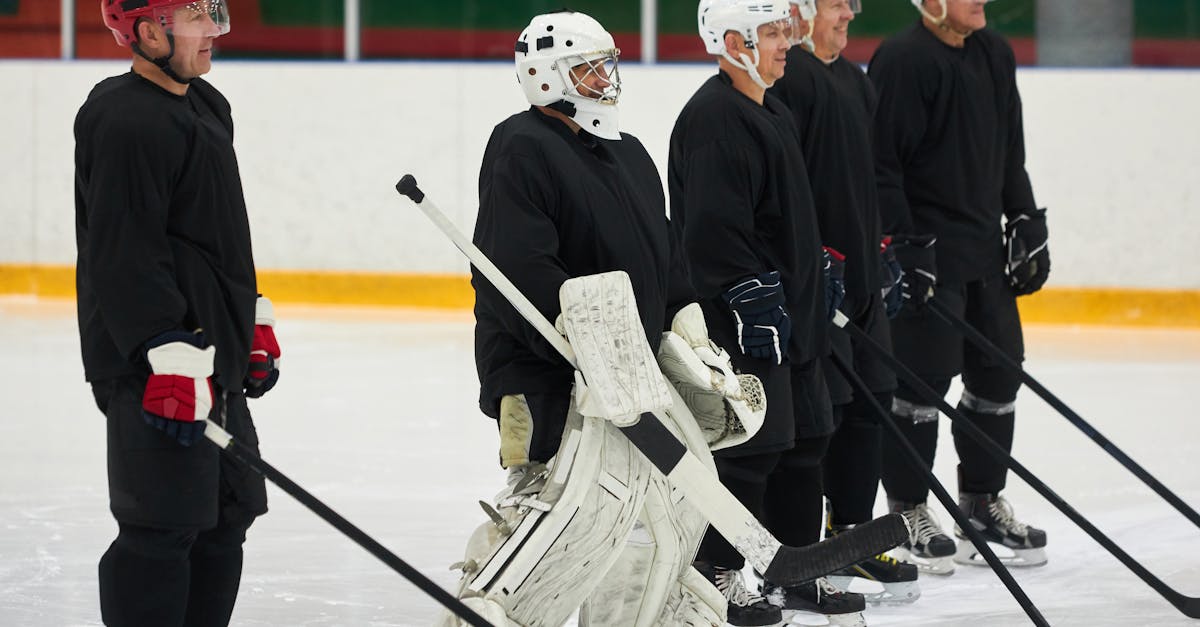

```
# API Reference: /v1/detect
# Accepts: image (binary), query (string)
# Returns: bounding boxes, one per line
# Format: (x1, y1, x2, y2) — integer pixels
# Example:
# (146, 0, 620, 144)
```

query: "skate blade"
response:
(892, 546, 955, 576)
(781, 609, 866, 627)
(826, 575, 921, 605)
(953, 539, 1048, 567)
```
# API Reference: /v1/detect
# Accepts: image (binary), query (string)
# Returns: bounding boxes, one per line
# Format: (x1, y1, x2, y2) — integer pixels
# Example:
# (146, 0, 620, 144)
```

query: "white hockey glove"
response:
(657, 303, 765, 450)
(558, 272, 673, 427)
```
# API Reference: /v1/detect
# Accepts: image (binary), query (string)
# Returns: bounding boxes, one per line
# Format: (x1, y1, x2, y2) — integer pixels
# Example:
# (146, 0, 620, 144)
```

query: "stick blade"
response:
(762, 513, 908, 586)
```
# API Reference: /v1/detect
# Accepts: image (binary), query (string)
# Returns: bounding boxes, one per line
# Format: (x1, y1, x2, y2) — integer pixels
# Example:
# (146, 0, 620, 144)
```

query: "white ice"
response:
(2, 298, 1198, 626)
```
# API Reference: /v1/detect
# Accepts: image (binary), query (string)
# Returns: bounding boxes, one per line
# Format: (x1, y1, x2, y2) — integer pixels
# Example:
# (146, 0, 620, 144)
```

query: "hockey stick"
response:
(833, 310, 1200, 619)
(395, 174, 908, 587)
(201, 423, 492, 627)
(827, 350, 1049, 626)
(927, 298, 1200, 529)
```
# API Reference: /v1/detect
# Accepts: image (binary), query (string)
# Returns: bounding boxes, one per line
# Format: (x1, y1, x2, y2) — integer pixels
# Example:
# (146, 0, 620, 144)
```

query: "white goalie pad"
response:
(440, 410, 651, 627)
(559, 271, 673, 426)
(578, 386, 726, 627)
(657, 303, 766, 450)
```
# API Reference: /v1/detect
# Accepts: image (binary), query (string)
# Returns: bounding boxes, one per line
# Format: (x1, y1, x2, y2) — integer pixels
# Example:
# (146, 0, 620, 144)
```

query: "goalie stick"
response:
(201, 423, 492, 627)
(828, 350, 1049, 626)
(926, 298, 1200, 529)
(833, 310, 1200, 619)
(395, 174, 908, 587)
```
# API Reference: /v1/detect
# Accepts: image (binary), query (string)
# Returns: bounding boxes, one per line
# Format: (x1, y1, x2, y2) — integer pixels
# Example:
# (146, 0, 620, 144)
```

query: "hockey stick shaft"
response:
(834, 310, 1200, 618)
(828, 349, 1049, 626)
(201, 423, 493, 627)
(396, 174, 907, 586)
(927, 298, 1200, 528)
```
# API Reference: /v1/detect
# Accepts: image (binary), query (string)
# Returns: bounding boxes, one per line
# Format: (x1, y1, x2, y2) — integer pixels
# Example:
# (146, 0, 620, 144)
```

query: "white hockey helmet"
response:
(515, 11, 622, 140)
(698, 0, 793, 89)
(788, 0, 817, 49)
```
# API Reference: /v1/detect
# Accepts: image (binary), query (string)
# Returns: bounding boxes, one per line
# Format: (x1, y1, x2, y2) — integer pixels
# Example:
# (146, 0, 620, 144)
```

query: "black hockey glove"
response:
(891, 234, 937, 311)
(823, 246, 846, 321)
(879, 236, 904, 319)
(1005, 208, 1050, 296)
(722, 271, 791, 366)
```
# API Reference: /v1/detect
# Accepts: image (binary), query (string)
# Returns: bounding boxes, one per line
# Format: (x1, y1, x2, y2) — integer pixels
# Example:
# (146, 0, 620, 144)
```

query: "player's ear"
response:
(724, 31, 745, 56)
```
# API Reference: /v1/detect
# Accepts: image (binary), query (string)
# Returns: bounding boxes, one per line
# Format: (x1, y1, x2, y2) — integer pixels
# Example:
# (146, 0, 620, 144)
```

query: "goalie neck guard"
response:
(515, 11, 623, 141)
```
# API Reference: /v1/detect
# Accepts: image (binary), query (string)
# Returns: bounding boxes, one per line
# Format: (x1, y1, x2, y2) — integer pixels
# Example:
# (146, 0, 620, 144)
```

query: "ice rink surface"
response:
(2, 297, 1198, 626)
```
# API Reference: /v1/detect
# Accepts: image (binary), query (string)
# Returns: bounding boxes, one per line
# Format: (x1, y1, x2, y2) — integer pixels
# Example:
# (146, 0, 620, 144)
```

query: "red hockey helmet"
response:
(101, 0, 230, 47)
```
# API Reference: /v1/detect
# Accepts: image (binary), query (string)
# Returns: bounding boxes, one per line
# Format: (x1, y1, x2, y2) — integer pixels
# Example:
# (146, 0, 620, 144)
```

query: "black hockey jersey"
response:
(75, 73, 258, 389)
(771, 51, 883, 318)
(669, 72, 827, 365)
(472, 107, 693, 419)
(870, 23, 1038, 284)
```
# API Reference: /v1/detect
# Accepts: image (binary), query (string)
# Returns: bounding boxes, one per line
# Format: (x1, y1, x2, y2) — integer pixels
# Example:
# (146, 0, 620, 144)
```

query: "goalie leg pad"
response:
(579, 387, 726, 626)
(449, 410, 651, 627)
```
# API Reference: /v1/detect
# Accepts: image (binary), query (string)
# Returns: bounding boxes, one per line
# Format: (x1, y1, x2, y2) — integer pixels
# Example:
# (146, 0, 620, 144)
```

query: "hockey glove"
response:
(823, 246, 846, 321)
(891, 234, 937, 310)
(879, 236, 904, 319)
(1005, 208, 1050, 296)
(721, 271, 791, 366)
(244, 296, 280, 398)
(142, 331, 215, 447)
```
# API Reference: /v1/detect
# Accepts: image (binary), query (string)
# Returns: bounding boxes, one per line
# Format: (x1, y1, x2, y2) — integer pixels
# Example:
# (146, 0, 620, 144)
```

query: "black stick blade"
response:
(763, 513, 908, 585)
(395, 174, 425, 203)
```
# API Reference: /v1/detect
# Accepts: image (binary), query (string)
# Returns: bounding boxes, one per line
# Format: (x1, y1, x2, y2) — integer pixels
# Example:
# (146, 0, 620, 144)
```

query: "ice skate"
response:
(954, 492, 1048, 567)
(761, 577, 867, 627)
(889, 499, 957, 575)
(825, 521, 920, 605)
(696, 561, 782, 626)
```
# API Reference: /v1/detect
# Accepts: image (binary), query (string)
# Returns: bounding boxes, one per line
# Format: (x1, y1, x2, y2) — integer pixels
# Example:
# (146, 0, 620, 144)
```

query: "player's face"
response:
(168, 5, 225, 79)
(569, 56, 617, 102)
(812, 0, 855, 58)
(943, 0, 988, 33)
(755, 20, 793, 86)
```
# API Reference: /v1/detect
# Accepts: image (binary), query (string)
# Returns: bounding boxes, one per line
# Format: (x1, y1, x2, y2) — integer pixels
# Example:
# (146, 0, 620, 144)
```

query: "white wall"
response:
(2, 60, 1198, 288)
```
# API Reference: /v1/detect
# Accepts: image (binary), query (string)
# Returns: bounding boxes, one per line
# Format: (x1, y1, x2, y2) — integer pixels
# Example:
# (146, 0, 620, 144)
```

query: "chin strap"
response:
(918, 0, 974, 40)
(546, 100, 577, 118)
(723, 48, 769, 90)
(133, 34, 192, 86)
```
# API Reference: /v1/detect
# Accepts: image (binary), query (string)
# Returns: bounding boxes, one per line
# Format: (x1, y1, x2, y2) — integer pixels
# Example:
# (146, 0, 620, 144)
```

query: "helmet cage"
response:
(553, 51, 621, 105)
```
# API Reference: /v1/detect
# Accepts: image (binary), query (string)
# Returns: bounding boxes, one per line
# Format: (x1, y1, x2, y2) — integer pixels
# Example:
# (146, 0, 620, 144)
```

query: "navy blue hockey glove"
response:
(1005, 208, 1050, 296)
(721, 271, 792, 365)
(879, 236, 904, 319)
(823, 246, 846, 321)
(142, 331, 214, 447)
(891, 234, 937, 311)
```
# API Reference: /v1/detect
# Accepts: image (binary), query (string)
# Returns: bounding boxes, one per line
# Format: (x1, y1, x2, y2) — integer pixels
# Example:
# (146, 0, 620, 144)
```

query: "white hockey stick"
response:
(395, 174, 907, 586)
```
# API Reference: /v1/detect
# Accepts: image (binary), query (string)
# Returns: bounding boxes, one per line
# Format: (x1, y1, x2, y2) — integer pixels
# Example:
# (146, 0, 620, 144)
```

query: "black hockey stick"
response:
(834, 310, 1200, 619)
(927, 298, 1200, 529)
(395, 174, 908, 587)
(828, 348, 1049, 626)
(201, 423, 492, 627)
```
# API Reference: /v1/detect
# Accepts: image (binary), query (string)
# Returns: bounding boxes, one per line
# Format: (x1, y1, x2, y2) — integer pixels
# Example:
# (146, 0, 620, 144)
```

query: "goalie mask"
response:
(698, 0, 793, 90)
(515, 11, 623, 141)
(102, 0, 230, 47)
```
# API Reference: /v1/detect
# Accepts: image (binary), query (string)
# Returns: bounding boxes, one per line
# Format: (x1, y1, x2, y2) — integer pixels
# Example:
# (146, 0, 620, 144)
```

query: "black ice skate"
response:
(826, 522, 920, 605)
(889, 499, 957, 575)
(761, 577, 867, 627)
(695, 561, 782, 626)
(954, 492, 1048, 568)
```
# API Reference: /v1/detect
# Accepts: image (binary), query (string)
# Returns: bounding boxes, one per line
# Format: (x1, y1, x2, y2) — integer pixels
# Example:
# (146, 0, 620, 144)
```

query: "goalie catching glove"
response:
(657, 303, 765, 451)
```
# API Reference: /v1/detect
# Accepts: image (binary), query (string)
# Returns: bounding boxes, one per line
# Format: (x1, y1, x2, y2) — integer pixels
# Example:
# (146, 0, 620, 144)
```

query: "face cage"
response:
(555, 51, 621, 105)
(150, 0, 230, 39)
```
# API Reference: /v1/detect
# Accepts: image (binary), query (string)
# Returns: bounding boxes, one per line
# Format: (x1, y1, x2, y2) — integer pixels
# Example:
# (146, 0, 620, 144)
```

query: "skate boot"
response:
(825, 522, 920, 605)
(695, 561, 782, 626)
(954, 492, 1048, 567)
(761, 577, 867, 627)
(889, 499, 957, 575)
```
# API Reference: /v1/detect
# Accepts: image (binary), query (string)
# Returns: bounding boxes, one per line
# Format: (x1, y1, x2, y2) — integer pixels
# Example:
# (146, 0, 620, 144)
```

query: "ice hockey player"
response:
(768, 0, 919, 608)
(870, 0, 1051, 574)
(440, 10, 766, 626)
(669, 1, 864, 624)
(75, 1, 279, 625)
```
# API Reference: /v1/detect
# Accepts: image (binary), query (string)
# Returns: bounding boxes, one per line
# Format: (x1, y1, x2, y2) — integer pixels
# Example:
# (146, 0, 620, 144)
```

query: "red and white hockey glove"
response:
(142, 331, 215, 447)
(244, 296, 280, 398)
